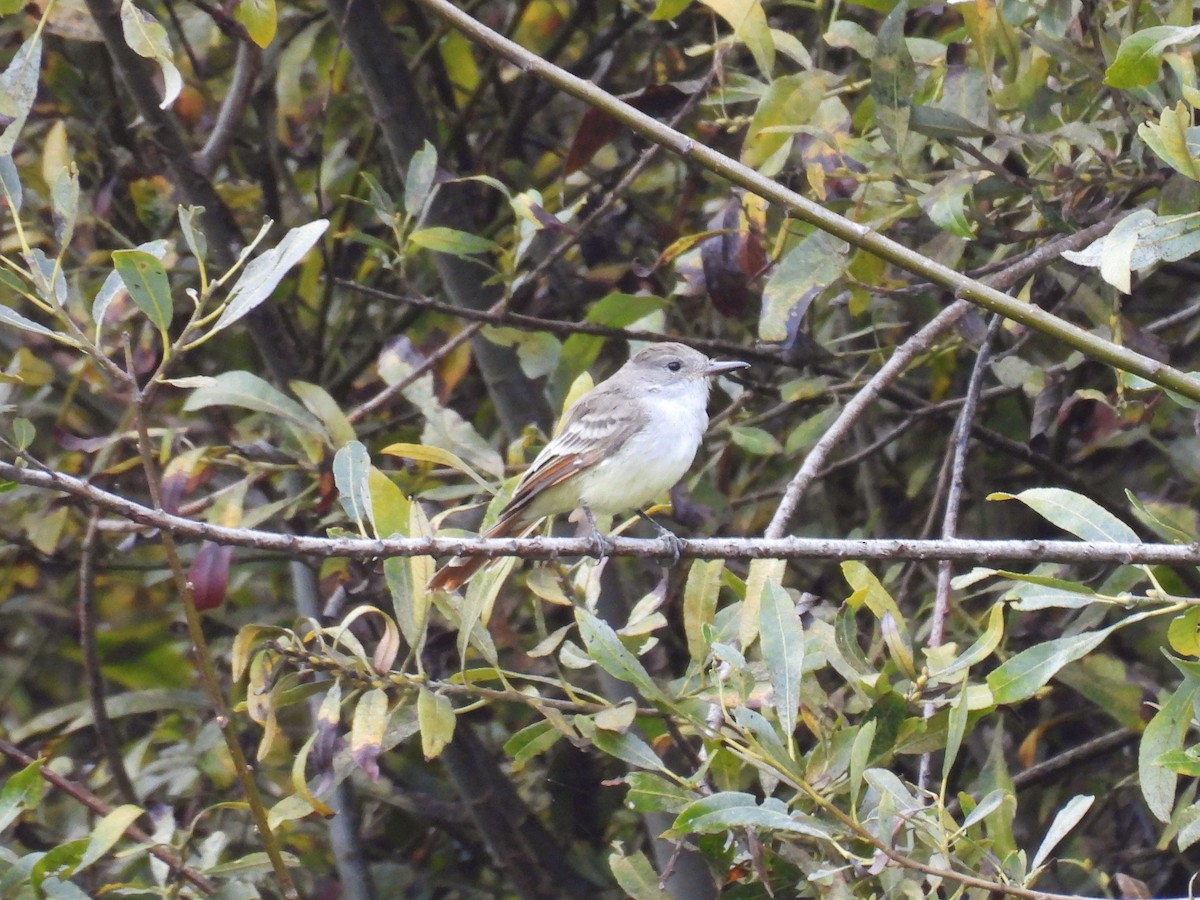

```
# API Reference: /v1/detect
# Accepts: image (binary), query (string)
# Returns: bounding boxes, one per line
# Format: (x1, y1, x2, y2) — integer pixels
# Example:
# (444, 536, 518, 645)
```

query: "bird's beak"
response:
(703, 358, 750, 376)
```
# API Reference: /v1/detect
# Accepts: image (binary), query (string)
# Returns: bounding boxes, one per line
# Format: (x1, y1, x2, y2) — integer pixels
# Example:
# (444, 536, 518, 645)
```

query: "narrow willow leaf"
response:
(941, 676, 971, 796)
(182, 371, 320, 430)
(697, 0, 774, 77)
(119, 0, 181, 108)
(178, 205, 206, 264)
(93, 239, 169, 327)
(760, 581, 803, 754)
(381, 442, 494, 492)
(576, 608, 669, 707)
(408, 226, 498, 257)
(333, 441, 372, 534)
(405, 140, 438, 218)
(291, 380, 355, 448)
(1140, 679, 1199, 822)
(417, 688, 455, 760)
(986, 624, 1118, 705)
(0, 33, 42, 154)
(76, 805, 143, 870)
(683, 558, 723, 661)
(989, 487, 1140, 543)
(0, 759, 45, 833)
(350, 687, 389, 780)
(505, 720, 562, 772)
(112, 249, 172, 330)
(609, 848, 671, 900)
(849, 720, 875, 812)
(50, 165, 79, 249)
(578, 718, 672, 775)
(1030, 794, 1094, 872)
(669, 792, 832, 839)
(211, 219, 328, 334)
(871, 0, 915, 153)
(0, 305, 55, 338)
(740, 557, 786, 649)
(0, 154, 21, 213)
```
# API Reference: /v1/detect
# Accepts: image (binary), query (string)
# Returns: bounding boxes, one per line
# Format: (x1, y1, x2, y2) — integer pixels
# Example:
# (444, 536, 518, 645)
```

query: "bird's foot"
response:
(637, 509, 685, 567)
(581, 503, 617, 559)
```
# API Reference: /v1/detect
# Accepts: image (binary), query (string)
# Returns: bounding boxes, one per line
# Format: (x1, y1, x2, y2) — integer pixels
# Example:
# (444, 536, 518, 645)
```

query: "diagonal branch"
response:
(408, 0, 1200, 404)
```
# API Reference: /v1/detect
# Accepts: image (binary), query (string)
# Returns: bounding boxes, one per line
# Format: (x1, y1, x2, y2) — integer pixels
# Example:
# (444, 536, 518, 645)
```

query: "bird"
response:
(427, 342, 749, 592)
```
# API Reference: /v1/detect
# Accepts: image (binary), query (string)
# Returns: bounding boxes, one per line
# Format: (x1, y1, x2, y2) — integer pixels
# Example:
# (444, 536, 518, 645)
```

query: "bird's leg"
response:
(580, 503, 617, 559)
(636, 509, 685, 567)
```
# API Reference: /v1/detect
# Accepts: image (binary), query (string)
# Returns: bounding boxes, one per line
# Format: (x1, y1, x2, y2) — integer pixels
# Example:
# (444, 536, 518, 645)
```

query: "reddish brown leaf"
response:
(189, 540, 232, 612)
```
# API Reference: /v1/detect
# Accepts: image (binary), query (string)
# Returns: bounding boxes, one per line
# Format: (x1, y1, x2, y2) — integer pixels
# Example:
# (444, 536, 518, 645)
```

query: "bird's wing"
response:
(499, 386, 648, 523)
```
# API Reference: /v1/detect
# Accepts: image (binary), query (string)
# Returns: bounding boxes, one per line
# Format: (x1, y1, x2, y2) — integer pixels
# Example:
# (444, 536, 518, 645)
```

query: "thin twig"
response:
(0, 737, 217, 894)
(78, 508, 142, 810)
(918, 313, 1003, 792)
(123, 341, 298, 899)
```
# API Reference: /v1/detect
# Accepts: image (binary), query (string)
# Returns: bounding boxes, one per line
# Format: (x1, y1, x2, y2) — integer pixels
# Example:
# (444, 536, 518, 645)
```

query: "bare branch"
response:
(3, 460, 1198, 568)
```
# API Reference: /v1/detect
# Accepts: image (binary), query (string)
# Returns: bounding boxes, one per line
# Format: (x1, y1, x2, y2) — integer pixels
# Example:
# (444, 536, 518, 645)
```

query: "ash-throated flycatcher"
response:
(428, 342, 749, 592)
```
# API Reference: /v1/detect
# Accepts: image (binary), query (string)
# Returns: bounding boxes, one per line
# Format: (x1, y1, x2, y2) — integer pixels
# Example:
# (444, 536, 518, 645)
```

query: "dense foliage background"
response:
(4, 0, 1200, 897)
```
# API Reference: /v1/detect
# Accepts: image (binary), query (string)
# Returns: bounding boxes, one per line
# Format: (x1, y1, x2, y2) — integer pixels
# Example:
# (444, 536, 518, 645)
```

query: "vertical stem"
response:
(123, 345, 298, 898)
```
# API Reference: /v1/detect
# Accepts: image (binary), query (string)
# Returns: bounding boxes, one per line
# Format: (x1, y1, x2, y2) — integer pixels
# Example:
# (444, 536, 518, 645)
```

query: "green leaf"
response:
(760, 229, 849, 342)
(0, 154, 21, 214)
(112, 249, 172, 330)
(918, 174, 978, 239)
(609, 848, 671, 899)
(849, 720, 875, 811)
(0, 305, 56, 339)
(759, 581, 804, 754)
(741, 72, 824, 172)
(234, 0, 276, 47)
(871, 0, 915, 154)
(290, 380, 355, 448)
(182, 370, 321, 430)
(408, 226, 498, 257)
(0, 33, 42, 155)
(505, 720, 563, 772)
(350, 687, 389, 780)
(1169, 607, 1200, 657)
(76, 805, 144, 871)
(1105, 25, 1200, 89)
(576, 608, 670, 707)
(1140, 678, 1200, 821)
(1137, 102, 1200, 182)
(119, 0, 181, 109)
(1029, 794, 1094, 873)
(988, 488, 1140, 543)
(417, 688, 455, 760)
(405, 140, 438, 218)
(623, 772, 695, 813)
(0, 759, 45, 833)
(211, 219, 328, 335)
(986, 624, 1118, 704)
(729, 424, 784, 455)
(380, 442, 495, 492)
(333, 440, 373, 534)
(577, 716, 674, 775)
(93, 239, 169, 327)
(178, 205, 207, 264)
(683, 559, 723, 661)
(50, 164, 79, 248)
(698, 0, 774, 78)
(668, 792, 833, 839)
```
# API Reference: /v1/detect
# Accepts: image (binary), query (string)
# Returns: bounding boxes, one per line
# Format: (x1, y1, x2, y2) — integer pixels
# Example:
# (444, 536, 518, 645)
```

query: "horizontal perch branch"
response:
(3, 460, 1198, 567)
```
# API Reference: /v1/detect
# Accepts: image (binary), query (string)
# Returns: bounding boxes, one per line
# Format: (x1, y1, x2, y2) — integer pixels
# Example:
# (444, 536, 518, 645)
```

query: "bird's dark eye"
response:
(667, 360, 682, 372)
